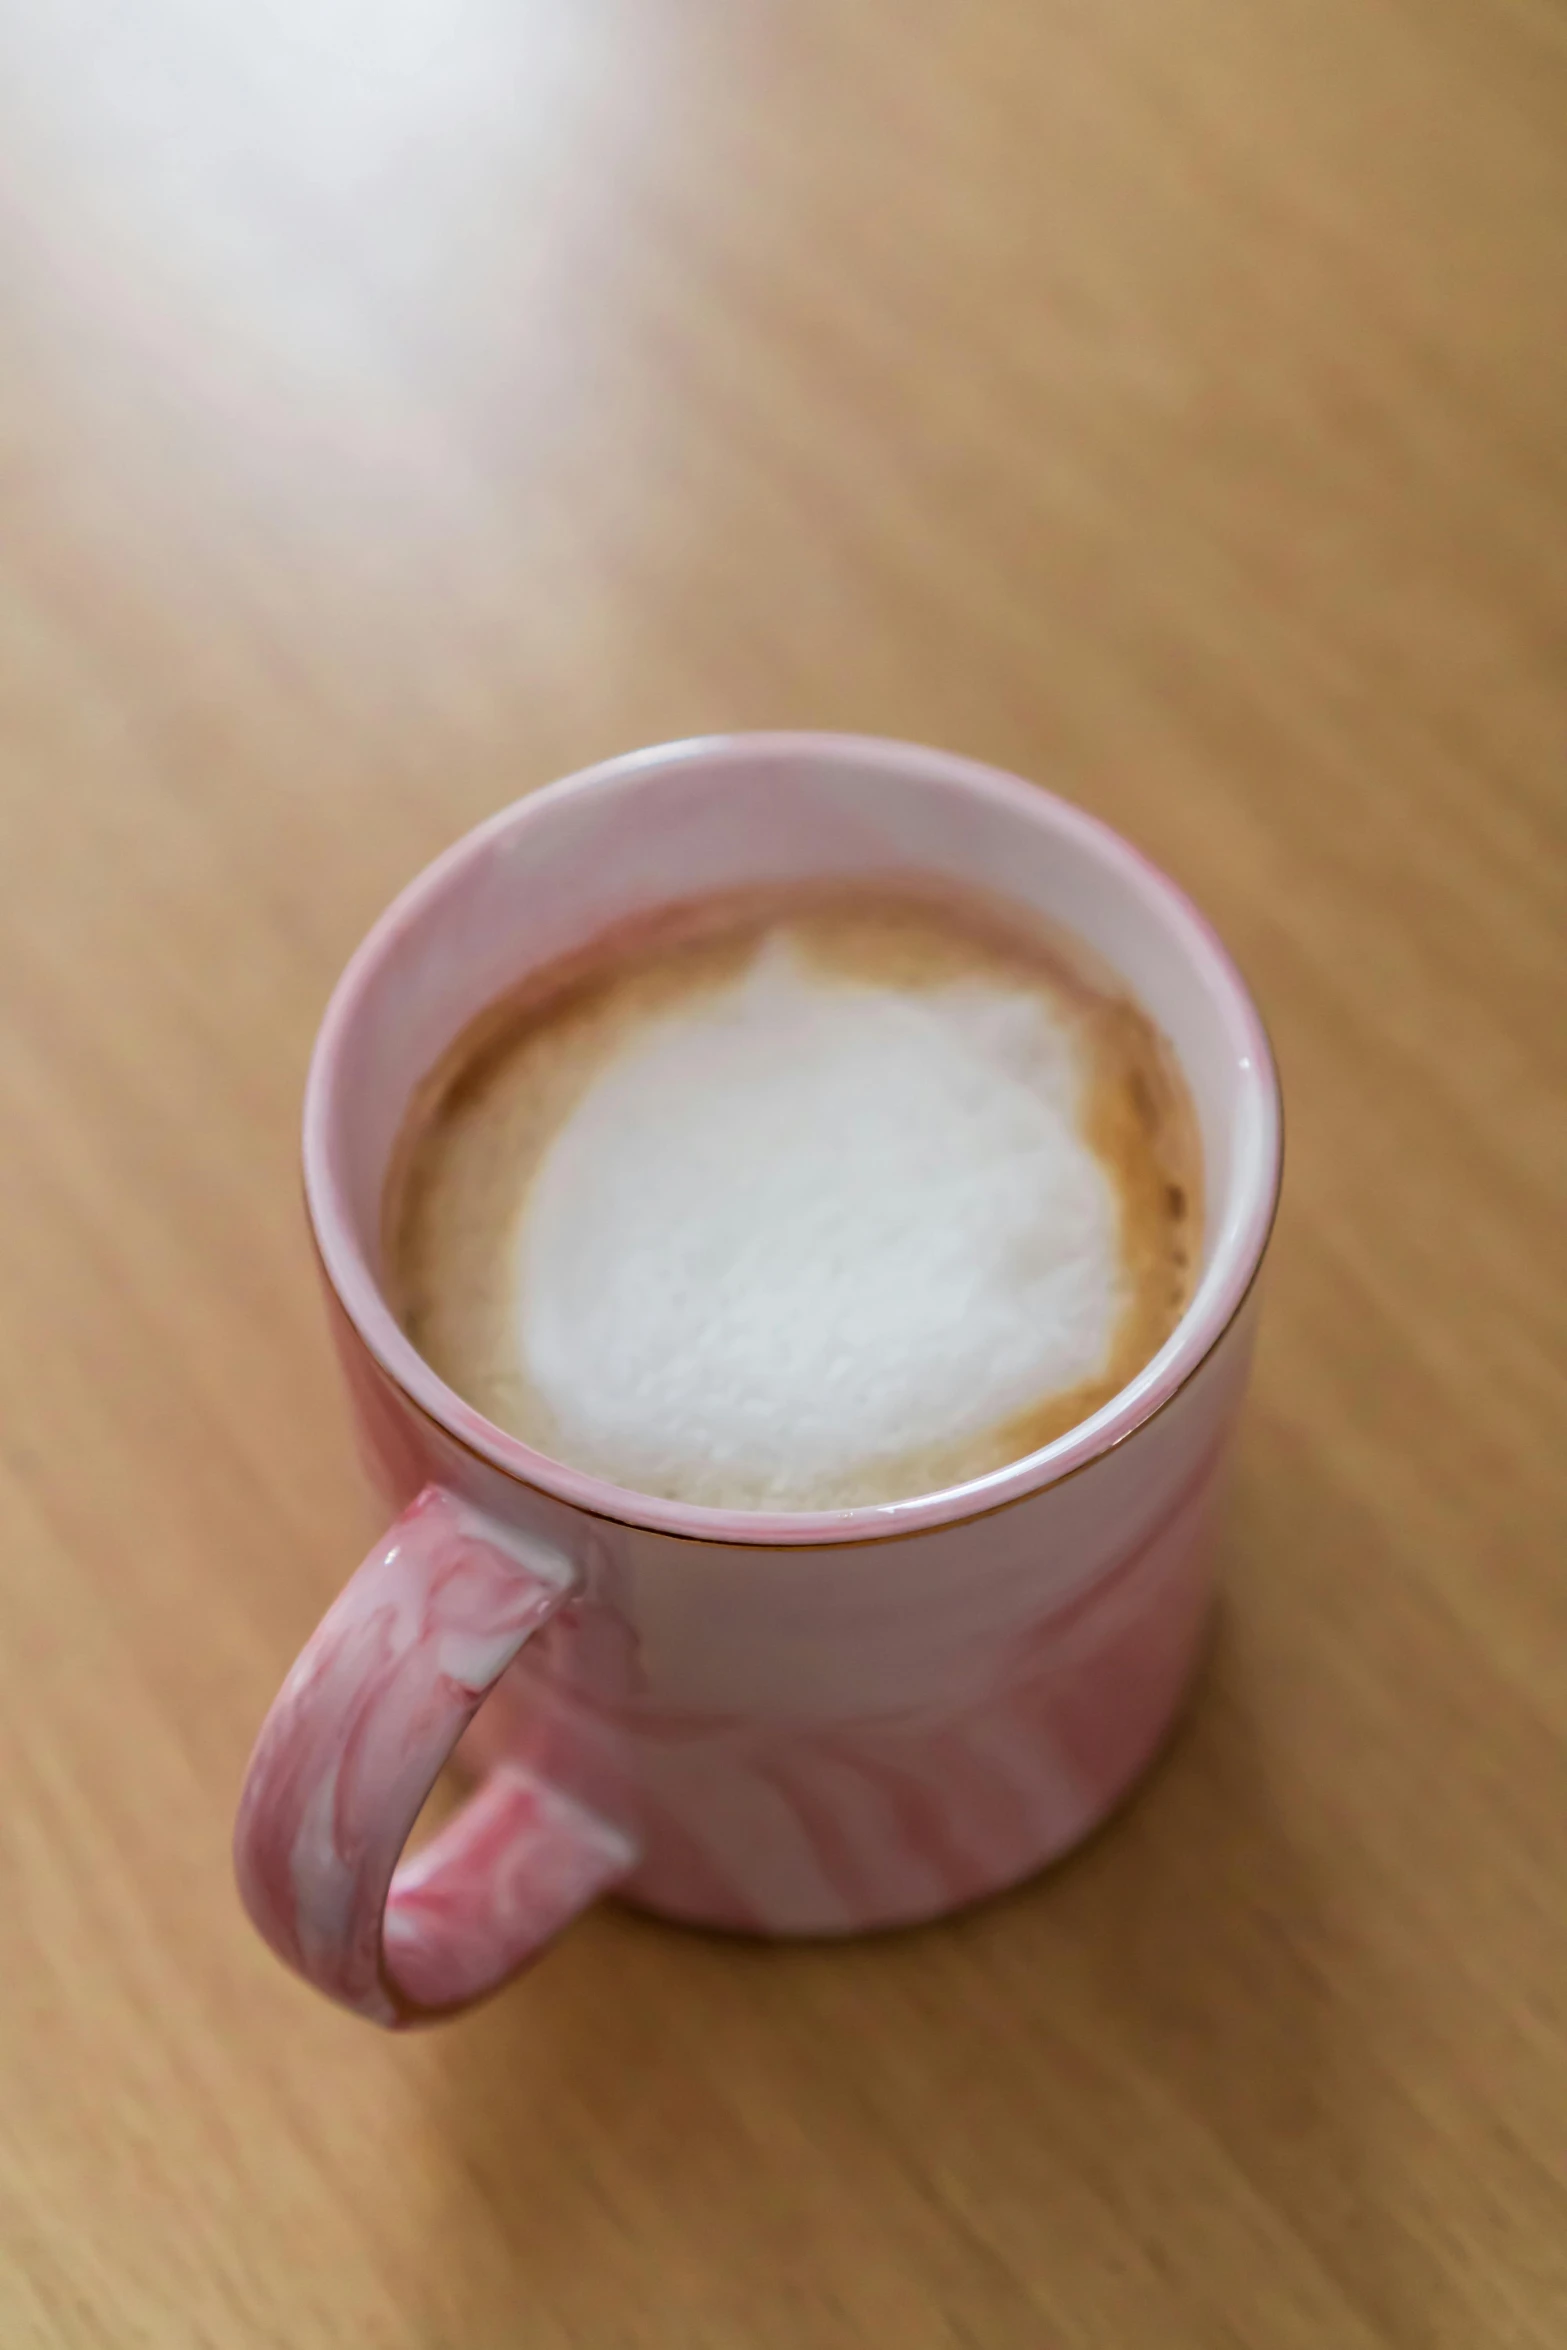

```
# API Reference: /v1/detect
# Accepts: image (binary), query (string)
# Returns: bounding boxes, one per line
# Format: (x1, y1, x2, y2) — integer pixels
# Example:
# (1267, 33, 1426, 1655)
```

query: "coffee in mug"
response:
(388, 884, 1201, 1510)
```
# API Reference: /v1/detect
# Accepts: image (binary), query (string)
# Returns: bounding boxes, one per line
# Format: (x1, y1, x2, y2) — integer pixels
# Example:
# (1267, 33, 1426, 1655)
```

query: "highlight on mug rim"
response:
(303, 732, 1283, 1549)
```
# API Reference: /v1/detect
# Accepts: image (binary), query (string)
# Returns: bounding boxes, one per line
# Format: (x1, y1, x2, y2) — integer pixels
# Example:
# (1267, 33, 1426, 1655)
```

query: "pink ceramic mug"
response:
(235, 733, 1281, 2028)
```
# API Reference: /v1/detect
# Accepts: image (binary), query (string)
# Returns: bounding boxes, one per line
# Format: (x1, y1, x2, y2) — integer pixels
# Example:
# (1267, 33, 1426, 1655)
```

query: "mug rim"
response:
(304, 732, 1282, 1548)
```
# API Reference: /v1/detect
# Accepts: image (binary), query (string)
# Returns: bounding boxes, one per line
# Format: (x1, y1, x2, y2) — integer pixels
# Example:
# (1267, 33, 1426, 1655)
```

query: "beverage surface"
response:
(388, 885, 1200, 1510)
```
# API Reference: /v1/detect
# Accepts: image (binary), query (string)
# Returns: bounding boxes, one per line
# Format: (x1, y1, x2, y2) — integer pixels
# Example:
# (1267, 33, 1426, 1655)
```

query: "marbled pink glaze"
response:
(354, 1300, 1252, 1942)
(384, 1763, 634, 2011)
(234, 1485, 632, 2022)
(235, 735, 1282, 2025)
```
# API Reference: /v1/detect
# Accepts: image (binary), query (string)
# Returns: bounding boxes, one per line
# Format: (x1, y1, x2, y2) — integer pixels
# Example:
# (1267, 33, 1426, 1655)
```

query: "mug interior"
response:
(305, 733, 1280, 1542)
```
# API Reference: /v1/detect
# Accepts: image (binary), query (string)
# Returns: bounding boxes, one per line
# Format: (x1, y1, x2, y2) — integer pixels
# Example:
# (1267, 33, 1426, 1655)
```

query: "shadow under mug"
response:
(234, 733, 1282, 2027)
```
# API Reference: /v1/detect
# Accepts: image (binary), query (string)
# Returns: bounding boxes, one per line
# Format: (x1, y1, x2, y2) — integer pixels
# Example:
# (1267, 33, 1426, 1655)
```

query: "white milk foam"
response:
(513, 936, 1122, 1507)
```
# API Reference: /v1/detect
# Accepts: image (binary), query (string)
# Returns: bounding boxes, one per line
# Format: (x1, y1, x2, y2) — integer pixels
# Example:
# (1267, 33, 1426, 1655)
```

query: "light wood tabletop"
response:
(2, 1, 1564, 2343)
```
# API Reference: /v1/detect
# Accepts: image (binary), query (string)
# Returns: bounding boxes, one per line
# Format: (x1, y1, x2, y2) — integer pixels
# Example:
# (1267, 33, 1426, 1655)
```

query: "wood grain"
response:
(1, 0, 1564, 2342)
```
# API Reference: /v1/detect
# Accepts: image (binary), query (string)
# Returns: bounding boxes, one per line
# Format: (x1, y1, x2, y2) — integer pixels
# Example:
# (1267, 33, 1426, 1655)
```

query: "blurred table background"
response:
(1, 1, 1564, 2344)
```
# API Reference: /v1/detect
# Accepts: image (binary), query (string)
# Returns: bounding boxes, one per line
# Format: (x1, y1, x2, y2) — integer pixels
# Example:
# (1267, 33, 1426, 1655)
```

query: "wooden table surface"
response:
(2, 1, 1565, 2343)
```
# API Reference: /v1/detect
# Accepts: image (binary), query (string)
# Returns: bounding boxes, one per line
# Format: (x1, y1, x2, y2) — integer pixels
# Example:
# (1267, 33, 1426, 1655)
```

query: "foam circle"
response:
(515, 939, 1120, 1506)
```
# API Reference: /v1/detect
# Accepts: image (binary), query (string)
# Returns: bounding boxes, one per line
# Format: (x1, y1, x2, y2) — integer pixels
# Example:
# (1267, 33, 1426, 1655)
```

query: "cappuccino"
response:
(388, 887, 1200, 1510)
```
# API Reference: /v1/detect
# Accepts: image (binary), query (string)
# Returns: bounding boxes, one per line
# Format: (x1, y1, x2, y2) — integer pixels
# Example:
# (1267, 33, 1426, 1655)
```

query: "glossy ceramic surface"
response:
(235, 734, 1281, 2025)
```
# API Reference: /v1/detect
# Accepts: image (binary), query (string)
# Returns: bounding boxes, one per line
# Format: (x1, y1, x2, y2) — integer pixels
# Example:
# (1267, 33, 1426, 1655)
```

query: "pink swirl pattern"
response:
(468, 1411, 1228, 1937)
(236, 734, 1282, 2027)
(234, 1486, 636, 2023)
(252, 1199, 1260, 2026)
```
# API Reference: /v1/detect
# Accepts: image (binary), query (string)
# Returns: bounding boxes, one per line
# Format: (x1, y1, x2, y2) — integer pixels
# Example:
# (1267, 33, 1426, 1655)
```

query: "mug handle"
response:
(233, 1484, 637, 2027)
